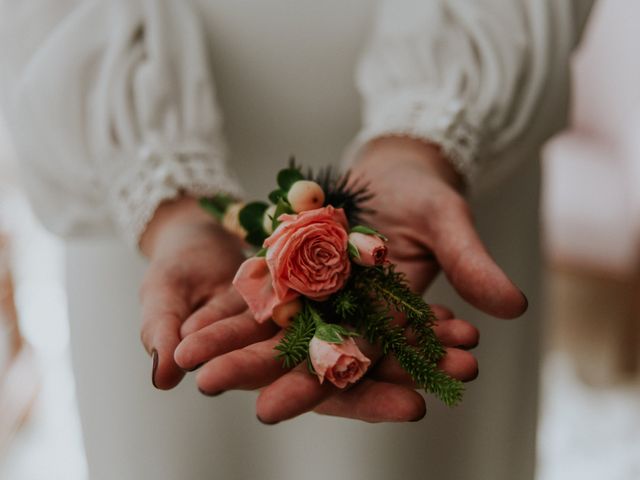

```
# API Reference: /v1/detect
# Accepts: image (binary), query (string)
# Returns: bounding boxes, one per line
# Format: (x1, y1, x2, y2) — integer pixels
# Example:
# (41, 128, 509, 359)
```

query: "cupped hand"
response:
(175, 296, 479, 423)
(139, 197, 478, 423)
(350, 136, 528, 318)
(139, 197, 257, 389)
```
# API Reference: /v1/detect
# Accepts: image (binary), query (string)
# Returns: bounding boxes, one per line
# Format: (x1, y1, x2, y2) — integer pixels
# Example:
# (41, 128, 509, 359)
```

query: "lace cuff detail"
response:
(109, 141, 244, 247)
(345, 92, 481, 182)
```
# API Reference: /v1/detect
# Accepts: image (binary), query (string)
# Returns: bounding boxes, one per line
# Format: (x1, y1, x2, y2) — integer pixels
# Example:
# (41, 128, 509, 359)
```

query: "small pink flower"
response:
(309, 337, 371, 388)
(264, 206, 351, 301)
(349, 232, 388, 266)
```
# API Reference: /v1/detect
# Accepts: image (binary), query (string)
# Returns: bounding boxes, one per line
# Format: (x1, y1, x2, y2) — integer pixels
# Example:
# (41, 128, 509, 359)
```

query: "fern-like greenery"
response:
(333, 265, 464, 406)
(274, 302, 317, 368)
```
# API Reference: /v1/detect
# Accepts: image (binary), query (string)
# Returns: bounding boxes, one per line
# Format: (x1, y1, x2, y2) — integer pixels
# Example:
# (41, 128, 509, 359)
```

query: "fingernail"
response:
(185, 362, 204, 372)
(410, 410, 427, 422)
(455, 341, 479, 350)
(198, 387, 224, 397)
(151, 349, 159, 389)
(519, 289, 529, 311)
(256, 414, 279, 426)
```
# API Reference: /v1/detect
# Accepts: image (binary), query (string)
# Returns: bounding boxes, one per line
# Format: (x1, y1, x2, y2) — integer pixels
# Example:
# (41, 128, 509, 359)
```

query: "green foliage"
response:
(199, 194, 235, 221)
(274, 302, 317, 368)
(268, 189, 287, 204)
(332, 290, 358, 318)
(334, 265, 464, 406)
(314, 321, 359, 344)
(360, 266, 445, 364)
(238, 202, 268, 247)
(347, 241, 361, 260)
(350, 225, 388, 241)
(277, 167, 304, 191)
(272, 198, 294, 231)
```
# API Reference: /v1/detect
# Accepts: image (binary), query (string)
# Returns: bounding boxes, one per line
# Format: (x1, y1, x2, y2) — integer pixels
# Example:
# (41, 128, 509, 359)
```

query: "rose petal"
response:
(232, 257, 298, 323)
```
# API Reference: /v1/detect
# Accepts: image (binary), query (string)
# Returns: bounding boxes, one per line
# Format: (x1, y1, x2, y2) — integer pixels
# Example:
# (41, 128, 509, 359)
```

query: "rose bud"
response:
(309, 336, 371, 388)
(222, 202, 247, 239)
(348, 232, 388, 266)
(287, 180, 325, 213)
(262, 204, 277, 235)
(271, 297, 303, 328)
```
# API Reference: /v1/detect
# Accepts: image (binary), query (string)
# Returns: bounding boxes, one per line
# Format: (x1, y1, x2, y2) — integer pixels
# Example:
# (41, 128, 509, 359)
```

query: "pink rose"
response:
(309, 337, 371, 388)
(348, 232, 388, 266)
(264, 206, 351, 301)
(232, 257, 298, 323)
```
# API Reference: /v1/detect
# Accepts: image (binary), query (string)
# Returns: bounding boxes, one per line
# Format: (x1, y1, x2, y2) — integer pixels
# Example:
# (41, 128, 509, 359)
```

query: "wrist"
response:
(139, 196, 214, 258)
(359, 136, 465, 192)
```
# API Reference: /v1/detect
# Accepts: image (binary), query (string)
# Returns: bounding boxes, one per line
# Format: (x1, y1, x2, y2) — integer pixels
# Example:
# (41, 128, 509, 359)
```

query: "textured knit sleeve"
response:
(349, 0, 588, 185)
(0, 0, 242, 245)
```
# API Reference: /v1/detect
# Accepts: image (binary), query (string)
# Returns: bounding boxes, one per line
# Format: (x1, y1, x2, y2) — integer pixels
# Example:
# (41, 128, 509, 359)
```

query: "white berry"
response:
(263, 204, 277, 234)
(287, 180, 325, 213)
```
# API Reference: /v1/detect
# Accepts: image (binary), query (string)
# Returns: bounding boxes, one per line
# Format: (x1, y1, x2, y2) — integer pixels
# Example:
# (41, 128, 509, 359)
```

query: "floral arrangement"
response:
(200, 161, 463, 406)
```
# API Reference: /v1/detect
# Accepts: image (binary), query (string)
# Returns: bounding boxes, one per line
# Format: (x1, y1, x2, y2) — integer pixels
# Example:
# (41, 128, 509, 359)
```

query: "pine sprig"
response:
(274, 303, 316, 368)
(335, 266, 464, 406)
(359, 266, 445, 363)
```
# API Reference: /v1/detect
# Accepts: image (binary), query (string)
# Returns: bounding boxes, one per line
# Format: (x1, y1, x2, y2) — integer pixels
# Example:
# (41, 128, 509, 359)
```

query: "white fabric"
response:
(2, 0, 584, 245)
(0, 0, 243, 246)
(0, 1, 592, 479)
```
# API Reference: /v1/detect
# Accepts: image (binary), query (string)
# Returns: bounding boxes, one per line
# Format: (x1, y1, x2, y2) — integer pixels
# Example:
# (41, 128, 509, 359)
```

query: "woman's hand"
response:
(175, 297, 479, 423)
(139, 197, 254, 389)
(350, 136, 528, 317)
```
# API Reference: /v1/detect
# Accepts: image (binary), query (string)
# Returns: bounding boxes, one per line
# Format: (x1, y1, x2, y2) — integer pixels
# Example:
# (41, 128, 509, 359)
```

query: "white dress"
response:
(0, 1, 592, 479)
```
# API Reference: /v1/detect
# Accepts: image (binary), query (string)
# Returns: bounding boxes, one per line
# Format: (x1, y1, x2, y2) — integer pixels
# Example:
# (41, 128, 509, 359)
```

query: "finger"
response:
(256, 364, 337, 424)
(410, 318, 479, 349)
(174, 310, 278, 371)
(196, 335, 288, 395)
(372, 348, 479, 387)
(431, 304, 454, 321)
(427, 197, 527, 319)
(140, 280, 189, 390)
(180, 287, 246, 338)
(313, 379, 426, 423)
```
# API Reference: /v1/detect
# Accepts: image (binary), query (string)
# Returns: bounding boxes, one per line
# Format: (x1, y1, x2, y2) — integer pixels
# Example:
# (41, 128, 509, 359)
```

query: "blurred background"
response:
(1, 1, 640, 479)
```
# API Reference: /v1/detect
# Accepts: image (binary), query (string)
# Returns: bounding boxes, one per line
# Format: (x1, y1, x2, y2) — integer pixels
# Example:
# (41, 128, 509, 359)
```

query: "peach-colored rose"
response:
(264, 206, 351, 301)
(232, 257, 298, 323)
(348, 232, 388, 266)
(309, 337, 371, 388)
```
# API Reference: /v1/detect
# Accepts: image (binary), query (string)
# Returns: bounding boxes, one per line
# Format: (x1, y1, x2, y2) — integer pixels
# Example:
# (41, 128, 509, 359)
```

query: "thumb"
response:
(428, 198, 528, 319)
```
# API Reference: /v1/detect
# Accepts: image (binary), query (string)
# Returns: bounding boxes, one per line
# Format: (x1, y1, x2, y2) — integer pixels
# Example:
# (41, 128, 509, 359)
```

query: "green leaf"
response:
(314, 323, 359, 344)
(199, 195, 235, 221)
(268, 189, 287, 204)
(244, 228, 267, 248)
(272, 198, 294, 231)
(255, 247, 268, 257)
(314, 323, 345, 343)
(351, 225, 388, 241)
(238, 202, 268, 232)
(347, 241, 361, 260)
(277, 168, 304, 191)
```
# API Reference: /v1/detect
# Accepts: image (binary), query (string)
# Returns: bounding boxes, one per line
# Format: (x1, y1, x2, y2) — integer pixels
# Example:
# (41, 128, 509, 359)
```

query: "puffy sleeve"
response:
(349, 0, 591, 185)
(0, 0, 242, 246)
